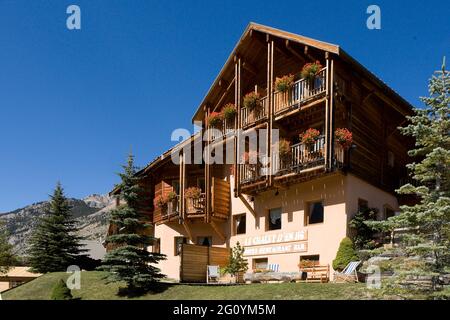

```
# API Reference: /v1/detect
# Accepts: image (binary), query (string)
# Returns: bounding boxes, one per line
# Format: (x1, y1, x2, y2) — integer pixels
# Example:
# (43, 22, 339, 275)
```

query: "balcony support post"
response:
(324, 55, 330, 170)
(205, 106, 211, 223)
(234, 56, 242, 198)
(267, 38, 274, 187)
(329, 58, 335, 169)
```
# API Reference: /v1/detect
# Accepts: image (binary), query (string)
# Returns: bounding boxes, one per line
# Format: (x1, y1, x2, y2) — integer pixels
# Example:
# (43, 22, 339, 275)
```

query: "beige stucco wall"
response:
(345, 174, 399, 221)
(154, 173, 400, 280)
(230, 174, 347, 273)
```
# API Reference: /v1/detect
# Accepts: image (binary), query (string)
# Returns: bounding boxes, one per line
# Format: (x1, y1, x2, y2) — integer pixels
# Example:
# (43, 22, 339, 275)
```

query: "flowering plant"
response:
(207, 111, 223, 127)
(155, 195, 168, 208)
(300, 128, 320, 145)
(222, 103, 237, 121)
(184, 187, 202, 199)
(301, 61, 323, 80)
(243, 92, 260, 110)
(274, 74, 294, 92)
(167, 191, 177, 201)
(335, 128, 353, 149)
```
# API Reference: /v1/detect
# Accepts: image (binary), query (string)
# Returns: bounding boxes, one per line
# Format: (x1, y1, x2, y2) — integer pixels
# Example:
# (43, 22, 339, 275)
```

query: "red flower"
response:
(335, 128, 353, 149)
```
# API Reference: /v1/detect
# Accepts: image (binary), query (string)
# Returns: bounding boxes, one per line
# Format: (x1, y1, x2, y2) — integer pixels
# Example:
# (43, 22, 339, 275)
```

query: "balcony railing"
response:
(185, 193, 206, 217)
(160, 196, 180, 220)
(240, 95, 269, 127)
(239, 163, 263, 185)
(273, 136, 326, 175)
(211, 118, 236, 142)
(274, 68, 327, 115)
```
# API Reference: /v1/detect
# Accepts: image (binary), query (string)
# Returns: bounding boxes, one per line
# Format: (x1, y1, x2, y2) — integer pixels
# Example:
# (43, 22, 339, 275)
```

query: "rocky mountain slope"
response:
(0, 194, 114, 256)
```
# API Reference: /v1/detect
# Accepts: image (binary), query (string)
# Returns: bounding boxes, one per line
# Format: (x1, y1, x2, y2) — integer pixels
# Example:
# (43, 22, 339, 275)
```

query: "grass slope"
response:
(3, 271, 372, 300)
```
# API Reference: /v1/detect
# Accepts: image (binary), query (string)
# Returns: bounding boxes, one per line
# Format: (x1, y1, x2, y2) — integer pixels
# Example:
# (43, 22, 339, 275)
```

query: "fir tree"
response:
(0, 221, 17, 274)
(369, 59, 450, 298)
(99, 153, 166, 292)
(27, 182, 87, 273)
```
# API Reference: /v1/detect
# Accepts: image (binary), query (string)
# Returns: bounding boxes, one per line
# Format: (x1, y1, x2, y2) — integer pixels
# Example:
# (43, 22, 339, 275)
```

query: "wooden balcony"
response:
(274, 68, 327, 116)
(153, 178, 230, 224)
(239, 136, 346, 189)
(185, 193, 206, 218)
(240, 95, 269, 128)
(211, 118, 236, 142)
(273, 136, 326, 175)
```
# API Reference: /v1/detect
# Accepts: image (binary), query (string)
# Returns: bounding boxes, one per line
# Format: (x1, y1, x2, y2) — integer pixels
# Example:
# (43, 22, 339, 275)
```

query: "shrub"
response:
(207, 111, 223, 127)
(243, 92, 260, 110)
(51, 279, 72, 300)
(300, 128, 320, 145)
(274, 74, 294, 92)
(349, 207, 379, 250)
(301, 61, 323, 80)
(332, 237, 359, 271)
(335, 128, 353, 149)
(222, 103, 237, 121)
(184, 187, 201, 199)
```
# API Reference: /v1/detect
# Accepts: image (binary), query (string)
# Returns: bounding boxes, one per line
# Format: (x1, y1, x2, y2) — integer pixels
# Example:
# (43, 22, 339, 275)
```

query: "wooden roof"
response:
(191, 22, 413, 122)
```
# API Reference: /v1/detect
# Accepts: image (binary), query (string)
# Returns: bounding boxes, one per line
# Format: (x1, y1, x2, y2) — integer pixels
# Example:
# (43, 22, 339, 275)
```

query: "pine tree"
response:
(99, 153, 166, 292)
(27, 182, 87, 273)
(224, 242, 248, 282)
(370, 60, 449, 298)
(0, 221, 17, 274)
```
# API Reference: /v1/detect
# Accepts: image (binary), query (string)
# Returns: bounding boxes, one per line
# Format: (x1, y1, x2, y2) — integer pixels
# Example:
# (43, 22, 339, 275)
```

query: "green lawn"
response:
(2, 271, 374, 300)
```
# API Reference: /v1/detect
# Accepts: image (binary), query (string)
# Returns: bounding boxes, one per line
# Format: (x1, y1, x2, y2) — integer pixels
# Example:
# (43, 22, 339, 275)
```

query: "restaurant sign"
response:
(243, 242, 307, 256)
(242, 230, 307, 247)
(241, 230, 308, 256)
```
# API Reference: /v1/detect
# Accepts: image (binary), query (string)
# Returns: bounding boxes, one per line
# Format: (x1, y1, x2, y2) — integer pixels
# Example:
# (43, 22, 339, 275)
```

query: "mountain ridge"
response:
(0, 194, 114, 256)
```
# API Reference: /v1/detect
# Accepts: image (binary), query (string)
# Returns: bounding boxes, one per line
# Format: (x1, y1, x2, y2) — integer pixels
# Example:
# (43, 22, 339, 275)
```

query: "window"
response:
(267, 208, 282, 230)
(153, 238, 161, 254)
(305, 201, 324, 225)
(172, 180, 180, 195)
(385, 207, 395, 220)
(358, 198, 368, 213)
(300, 255, 320, 266)
(174, 236, 187, 256)
(197, 236, 212, 247)
(234, 214, 246, 235)
(253, 258, 268, 271)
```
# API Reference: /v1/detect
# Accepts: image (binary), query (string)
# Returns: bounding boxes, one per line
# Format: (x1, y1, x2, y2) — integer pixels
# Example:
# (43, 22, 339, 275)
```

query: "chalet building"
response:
(109, 23, 413, 282)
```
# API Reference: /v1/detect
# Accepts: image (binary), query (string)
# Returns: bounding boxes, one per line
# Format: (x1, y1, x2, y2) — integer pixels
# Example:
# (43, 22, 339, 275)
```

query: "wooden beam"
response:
(210, 220, 226, 242)
(239, 194, 256, 217)
(183, 222, 194, 243)
(285, 40, 305, 62)
(242, 60, 258, 76)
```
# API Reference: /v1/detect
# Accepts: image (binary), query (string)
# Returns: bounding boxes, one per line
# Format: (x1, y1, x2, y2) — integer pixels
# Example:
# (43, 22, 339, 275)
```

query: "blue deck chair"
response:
(333, 261, 361, 283)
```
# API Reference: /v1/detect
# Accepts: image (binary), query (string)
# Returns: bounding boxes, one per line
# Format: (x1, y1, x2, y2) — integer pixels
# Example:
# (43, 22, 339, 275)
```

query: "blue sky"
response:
(0, 0, 448, 212)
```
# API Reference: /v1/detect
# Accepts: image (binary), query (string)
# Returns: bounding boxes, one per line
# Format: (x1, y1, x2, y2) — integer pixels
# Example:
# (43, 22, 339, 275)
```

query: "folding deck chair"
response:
(207, 265, 220, 284)
(333, 261, 361, 283)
